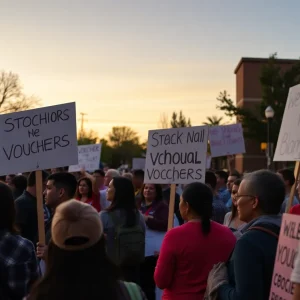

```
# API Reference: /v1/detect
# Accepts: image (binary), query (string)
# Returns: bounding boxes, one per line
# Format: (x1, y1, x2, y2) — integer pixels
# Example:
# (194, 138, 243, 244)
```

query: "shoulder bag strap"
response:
(248, 226, 279, 239)
(123, 282, 142, 300)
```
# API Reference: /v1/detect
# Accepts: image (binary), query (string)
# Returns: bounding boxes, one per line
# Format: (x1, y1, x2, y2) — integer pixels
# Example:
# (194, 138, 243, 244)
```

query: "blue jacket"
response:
(218, 215, 281, 300)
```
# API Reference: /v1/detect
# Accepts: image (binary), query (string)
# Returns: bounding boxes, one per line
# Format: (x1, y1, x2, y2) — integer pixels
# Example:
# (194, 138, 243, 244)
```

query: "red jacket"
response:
(76, 192, 101, 212)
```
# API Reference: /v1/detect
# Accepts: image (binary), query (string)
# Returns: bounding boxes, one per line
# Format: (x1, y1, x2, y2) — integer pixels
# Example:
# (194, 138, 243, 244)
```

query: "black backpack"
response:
(108, 211, 145, 266)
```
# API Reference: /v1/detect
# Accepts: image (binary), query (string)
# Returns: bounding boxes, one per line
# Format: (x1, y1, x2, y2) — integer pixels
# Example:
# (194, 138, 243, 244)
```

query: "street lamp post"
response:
(265, 106, 275, 170)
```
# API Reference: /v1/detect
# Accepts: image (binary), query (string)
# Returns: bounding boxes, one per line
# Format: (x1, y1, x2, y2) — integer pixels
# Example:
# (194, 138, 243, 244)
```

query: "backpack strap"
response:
(248, 226, 279, 239)
(123, 282, 143, 300)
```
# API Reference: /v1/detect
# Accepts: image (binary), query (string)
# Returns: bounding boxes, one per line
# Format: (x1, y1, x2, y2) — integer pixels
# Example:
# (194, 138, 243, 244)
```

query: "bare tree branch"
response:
(157, 113, 169, 129)
(0, 71, 41, 114)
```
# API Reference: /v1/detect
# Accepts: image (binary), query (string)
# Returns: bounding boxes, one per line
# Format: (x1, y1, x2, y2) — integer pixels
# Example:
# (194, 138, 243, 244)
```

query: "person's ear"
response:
(59, 188, 65, 199)
(185, 201, 190, 214)
(252, 197, 259, 209)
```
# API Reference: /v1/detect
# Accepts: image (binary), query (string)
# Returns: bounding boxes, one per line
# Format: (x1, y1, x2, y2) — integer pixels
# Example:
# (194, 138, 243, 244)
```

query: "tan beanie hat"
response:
(51, 199, 103, 251)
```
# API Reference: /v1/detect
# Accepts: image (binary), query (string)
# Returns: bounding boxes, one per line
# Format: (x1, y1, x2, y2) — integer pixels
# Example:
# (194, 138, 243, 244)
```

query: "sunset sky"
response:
(1, 0, 300, 141)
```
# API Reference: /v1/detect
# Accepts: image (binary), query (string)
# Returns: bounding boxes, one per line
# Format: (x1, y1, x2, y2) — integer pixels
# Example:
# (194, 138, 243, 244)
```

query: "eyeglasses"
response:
(234, 195, 256, 205)
(235, 194, 256, 201)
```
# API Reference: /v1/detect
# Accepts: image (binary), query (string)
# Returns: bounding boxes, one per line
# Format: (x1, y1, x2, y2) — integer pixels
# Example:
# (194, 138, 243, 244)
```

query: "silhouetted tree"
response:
(0, 71, 40, 113)
(170, 111, 191, 128)
(203, 115, 224, 126)
(216, 53, 300, 147)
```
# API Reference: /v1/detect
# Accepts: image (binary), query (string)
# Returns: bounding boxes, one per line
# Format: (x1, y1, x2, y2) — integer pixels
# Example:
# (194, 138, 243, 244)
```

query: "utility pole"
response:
(79, 113, 87, 138)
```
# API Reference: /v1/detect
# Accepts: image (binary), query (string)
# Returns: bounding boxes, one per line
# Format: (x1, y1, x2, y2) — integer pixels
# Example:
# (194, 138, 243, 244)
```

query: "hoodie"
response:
(218, 215, 281, 300)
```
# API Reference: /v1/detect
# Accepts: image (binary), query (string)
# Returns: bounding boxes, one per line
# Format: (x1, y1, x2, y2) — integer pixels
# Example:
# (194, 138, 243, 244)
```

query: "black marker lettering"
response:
(32, 115, 39, 126)
(61, 134, 70, 147)
(4, 118, 14, 132)
(151, 132, 159, 147)
(150, 153, 159, 165)
(62, 109, 70, 121)
(2, 145, 14, 160)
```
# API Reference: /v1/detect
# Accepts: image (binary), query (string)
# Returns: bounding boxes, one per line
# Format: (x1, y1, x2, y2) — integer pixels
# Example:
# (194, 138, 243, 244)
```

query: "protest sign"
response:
(144, 126, 209, 184)
(0, 102, 77, 245)
(274, 84, 300, 161)
(269, 213, 300, 300)
(132, 158, 146, 170)
(69, 144, 101, 172)
(209, 123, 245, 157)
(273, 84, 300, 211)
(0, 102, 78, 175)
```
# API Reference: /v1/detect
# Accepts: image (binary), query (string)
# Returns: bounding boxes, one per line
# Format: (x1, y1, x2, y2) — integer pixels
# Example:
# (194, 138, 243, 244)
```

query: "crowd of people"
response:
(1, 163, 300, 299)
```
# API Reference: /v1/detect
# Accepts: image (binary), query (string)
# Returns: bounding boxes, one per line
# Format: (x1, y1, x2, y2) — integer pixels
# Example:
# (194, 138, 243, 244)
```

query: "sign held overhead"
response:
(69, 144, 102, 172)
(274, 84, 300, 161)
(209, 123, 245, 158)
(144, 126, 209, 184)
(0, 102, 78, 175)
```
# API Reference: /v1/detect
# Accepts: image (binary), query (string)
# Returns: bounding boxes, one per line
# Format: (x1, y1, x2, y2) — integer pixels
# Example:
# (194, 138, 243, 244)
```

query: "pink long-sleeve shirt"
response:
(154, 221, 236, 300)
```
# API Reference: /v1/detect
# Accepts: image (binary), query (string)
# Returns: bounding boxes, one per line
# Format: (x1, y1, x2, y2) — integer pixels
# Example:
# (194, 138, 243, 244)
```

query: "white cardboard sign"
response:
(209, 123, 245, 158)
(69, 144, 102, 172)
(132, 158, 146, 170)
(0, 102, 78, 175)
(274, 84, 300, 161)
(144, 126, 209, 184)
(269, 213, 299, 300)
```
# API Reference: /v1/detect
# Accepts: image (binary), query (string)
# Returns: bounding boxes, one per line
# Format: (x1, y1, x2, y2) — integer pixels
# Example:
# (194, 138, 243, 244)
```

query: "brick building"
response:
(234, 57, 299, 173)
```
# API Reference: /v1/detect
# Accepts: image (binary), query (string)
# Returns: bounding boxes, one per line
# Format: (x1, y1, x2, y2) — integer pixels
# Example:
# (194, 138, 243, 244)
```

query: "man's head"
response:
(104, 169, 120, 187)
(215, 170, 228, 190)
(123, 173, 133, 181)
(27, 171, 49, 196)
(93, 169, 105, 187)
(237, 170, 285, 223)
(132, 169, 144, 190)
(44, 172, 77, 209)
(227, 171, 241, 192)
(205, 171, 217, 193)
(277, 169, 295, 191)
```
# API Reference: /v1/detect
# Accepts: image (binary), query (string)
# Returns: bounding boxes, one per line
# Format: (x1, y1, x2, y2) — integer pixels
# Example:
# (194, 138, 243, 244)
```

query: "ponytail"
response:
(201, 217, 211, 235)
(182, 182, 213, 236)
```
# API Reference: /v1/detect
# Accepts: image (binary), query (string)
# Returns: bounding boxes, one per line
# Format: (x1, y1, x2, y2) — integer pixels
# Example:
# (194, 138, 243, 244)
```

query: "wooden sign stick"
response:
(286, 161, 300, 213)
(36, 170, 46, 245)
(167, 184, 176, 231)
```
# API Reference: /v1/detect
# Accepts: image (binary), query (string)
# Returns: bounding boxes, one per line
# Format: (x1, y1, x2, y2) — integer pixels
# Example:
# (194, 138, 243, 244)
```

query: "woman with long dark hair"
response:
(139, 183, 168, 300)
(154, 182, 236, 300)
(0, 182, 39, 299)
(29, 200, 145, 300)
(76, 175, 101, 212)
(223, 179, 245, 229)
(100, 177, 145, 283)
